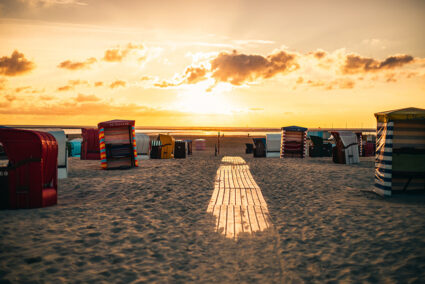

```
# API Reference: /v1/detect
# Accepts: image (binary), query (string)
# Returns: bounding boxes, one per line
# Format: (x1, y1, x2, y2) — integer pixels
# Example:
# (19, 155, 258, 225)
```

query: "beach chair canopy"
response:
(374, 107, 425, 196)
(266, 134, 281, 157)
(194, 138, 206, 151)
(98, 119, 138, 170)
(281, 126, 307, 158)
(81, 128, 100, 160)
(68, 138, 82, 157)
(331, 131, 359, 164)
(0, 128, 58, 209)
(135, 133, 150, 155)
(48, 130, 68, 179)
(307, 130, 331, 140)
(158, 134, 175, 159)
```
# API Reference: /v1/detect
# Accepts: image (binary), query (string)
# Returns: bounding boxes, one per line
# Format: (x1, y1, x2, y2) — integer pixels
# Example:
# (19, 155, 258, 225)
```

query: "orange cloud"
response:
(0, 50, 35, 76)
(94, 81, 103, 87)
(110, 80, 126, 88)
(103, 43, 144, 62)
(305, 78, 355, 90)
(342, 54, 414, 74)
(5, 95, 16, 102)
(74, 93, 100, 102)
(57, 85, 73, 91)
(57, 79, 89, 91)
(15, 86, 31, 93)
(210, 50, 299, 85)
(58, 57, 96, 70)
(184, 66, 208, 84)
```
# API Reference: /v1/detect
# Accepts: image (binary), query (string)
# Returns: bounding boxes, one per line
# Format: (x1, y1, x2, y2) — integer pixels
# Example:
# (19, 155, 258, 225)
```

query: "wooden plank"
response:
(226, 205, 235, 239)
(251, 187, 261, 206)
(235, 187, 241, 206)
(246, 188, 255, 205)
(213, 205, 221, 230)
(240, 206, 251, 233)
(254, 205, 268, 231)
(260, 206, 273, 228)
(223, 167, 230, 205)
(229, 187, 236, 205)
(247, 205, 260, 232)
(240, 186, 248, 206)
(234, 205, 243, 237)
(216, 170, 225, 206)
(218, 205, 227, 235)
(254, 186, 268, 207)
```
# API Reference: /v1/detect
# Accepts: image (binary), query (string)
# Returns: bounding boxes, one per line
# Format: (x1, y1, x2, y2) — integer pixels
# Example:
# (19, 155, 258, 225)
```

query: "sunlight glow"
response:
(174, 80, 236, 115)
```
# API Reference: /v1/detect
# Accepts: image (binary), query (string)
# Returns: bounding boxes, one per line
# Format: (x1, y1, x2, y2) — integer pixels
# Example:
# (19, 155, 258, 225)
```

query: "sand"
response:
(1, 136, 425, 283)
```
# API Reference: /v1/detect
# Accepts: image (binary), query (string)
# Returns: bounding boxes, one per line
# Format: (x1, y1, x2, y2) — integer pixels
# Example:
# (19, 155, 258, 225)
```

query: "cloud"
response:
(249, 108, 264, 111)
(0, 79, 7, 90)
(305, 78, 355, 90)
(18, 0, 87, 7)
(110, 80, 126, 88)
(5, 95, 16, 102)
(0, 50, 35, 76)
(74, 93, 100, 102)
(310, 50, 327, 60)
(342, 54, 414, 74)
(183, 66, 208, 84)
(154, 81, 177, 88)
(56, 79, 88, 91)
(103, 43, 144, 62)
(210, 50, 299, 85)
(39, 95, 54, 101)
(57, 85, 73, 91)
(94, 81, 103, 87)
(15, 86, 31, 93)
(58, 57, 96, 70)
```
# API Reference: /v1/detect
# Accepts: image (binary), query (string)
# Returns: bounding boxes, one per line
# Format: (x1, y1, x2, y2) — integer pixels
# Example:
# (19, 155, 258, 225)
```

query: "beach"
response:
(1, 136, 425, 283)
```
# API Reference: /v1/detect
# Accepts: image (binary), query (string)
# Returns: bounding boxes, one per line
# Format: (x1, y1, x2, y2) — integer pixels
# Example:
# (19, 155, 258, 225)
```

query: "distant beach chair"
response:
(245, 143, 253, 154)
(374, 107, 425, 196)
(0, 128, 58, 209)
(309, 135, 332, 157)
(48, 130, 68, 179)
(266, 134, 281, 158)
(174, 140, 187, 159)
(150, 140, 162, 159)
(135, 133, 150, 160)
(98, 120, 138, 170)
(158, 134, 175, 159)
(67, 138, 82, 157)
(281, 126, 308, 158)
(331, 131, 359, 164)
(252, 138, 266, 157)
(81, 128, 100, 160)
(194, 139, 206, 151)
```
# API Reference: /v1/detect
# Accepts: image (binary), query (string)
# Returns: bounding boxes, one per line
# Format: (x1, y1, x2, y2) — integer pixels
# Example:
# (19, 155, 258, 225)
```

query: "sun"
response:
(174, 80, 236, 115)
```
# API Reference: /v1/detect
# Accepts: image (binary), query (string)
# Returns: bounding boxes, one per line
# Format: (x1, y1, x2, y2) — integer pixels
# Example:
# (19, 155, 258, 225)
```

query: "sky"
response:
(0, 0, 424, 128)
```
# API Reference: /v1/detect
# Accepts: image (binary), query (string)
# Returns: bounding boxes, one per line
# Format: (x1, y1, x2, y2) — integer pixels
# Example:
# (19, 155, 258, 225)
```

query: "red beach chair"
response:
(0, 128, 58, 209)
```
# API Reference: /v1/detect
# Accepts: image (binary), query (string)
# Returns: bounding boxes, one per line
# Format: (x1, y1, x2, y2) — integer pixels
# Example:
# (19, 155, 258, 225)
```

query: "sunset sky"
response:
(0, 0, 424, 128)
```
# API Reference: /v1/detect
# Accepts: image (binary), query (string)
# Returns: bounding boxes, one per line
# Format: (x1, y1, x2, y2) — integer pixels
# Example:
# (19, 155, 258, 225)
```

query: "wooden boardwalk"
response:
(207, 156, 272, 239)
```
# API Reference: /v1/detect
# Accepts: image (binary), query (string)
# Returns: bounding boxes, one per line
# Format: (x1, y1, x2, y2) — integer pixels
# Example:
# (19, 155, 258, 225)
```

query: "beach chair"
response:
(245, 143, 253, 154)
(253, 138, 266, 157)
(0, 128, 58, 209)
(174, 141, 187, 159)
